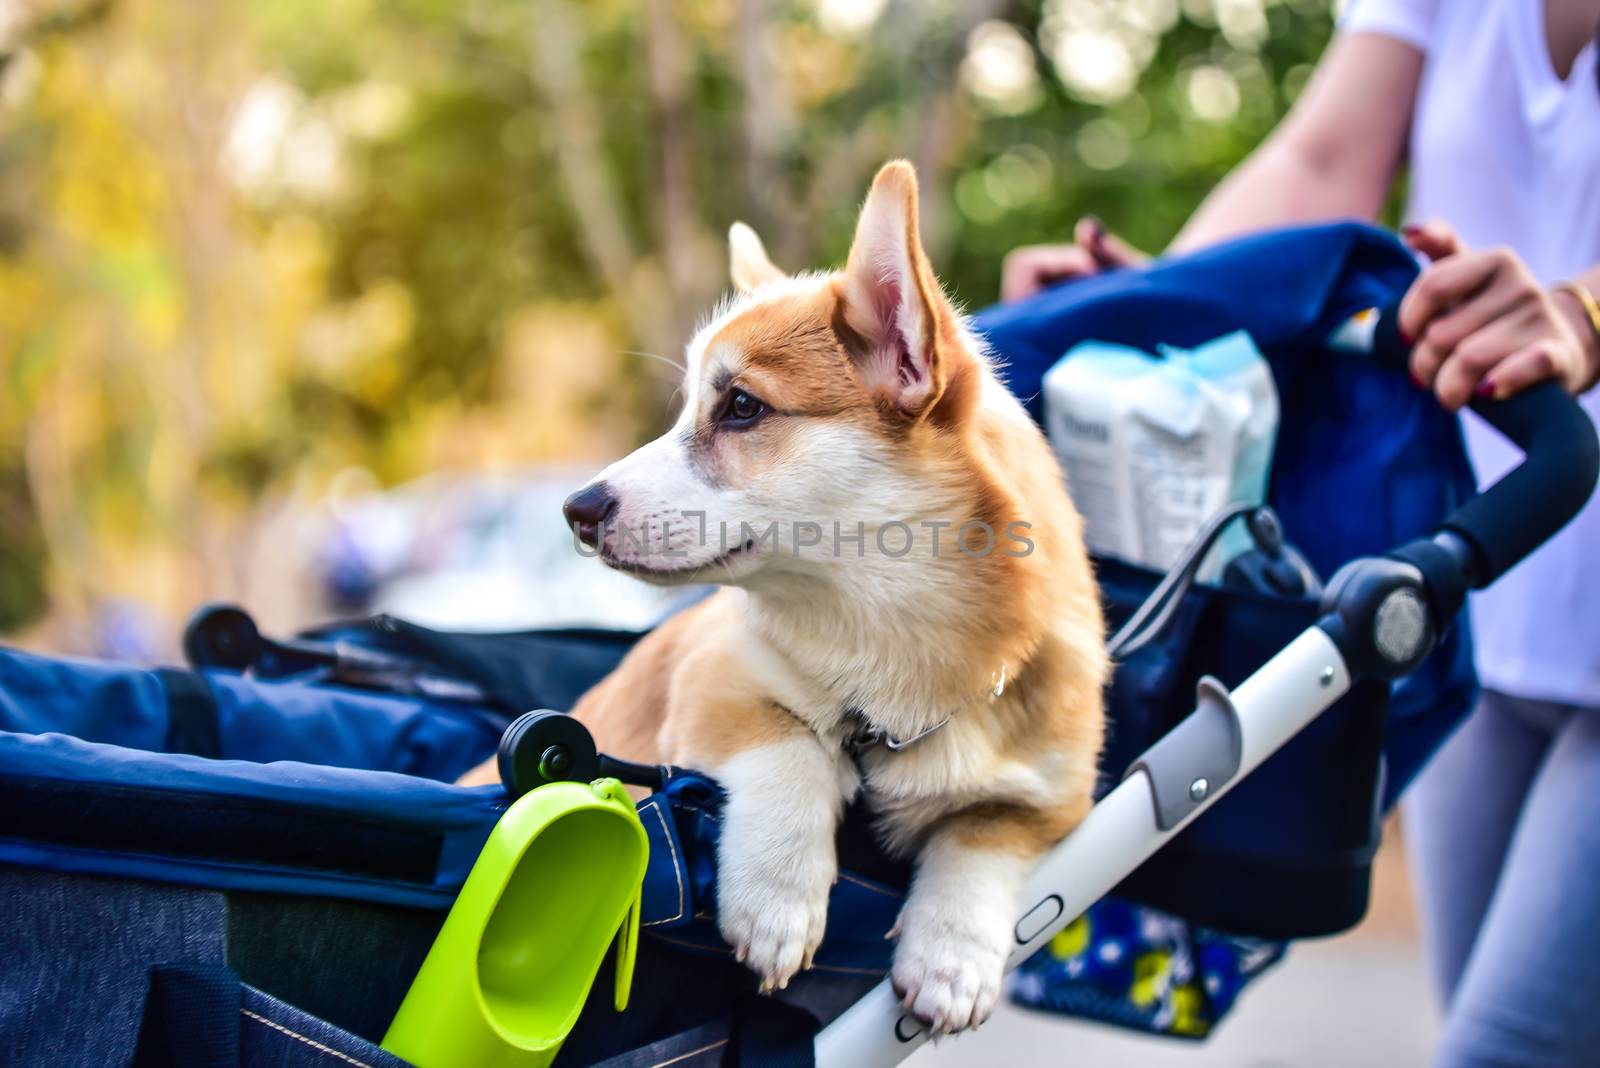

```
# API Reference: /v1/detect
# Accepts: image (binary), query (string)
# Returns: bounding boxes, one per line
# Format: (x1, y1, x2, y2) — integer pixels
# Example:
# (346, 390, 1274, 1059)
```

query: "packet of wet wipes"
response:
(1042, 330, 1278, 576)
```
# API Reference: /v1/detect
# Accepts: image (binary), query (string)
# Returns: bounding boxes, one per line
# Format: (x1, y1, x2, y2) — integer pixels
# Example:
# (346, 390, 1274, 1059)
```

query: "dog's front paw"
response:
(718, 859, 832, 992)
(890, 905, 1008, 1034)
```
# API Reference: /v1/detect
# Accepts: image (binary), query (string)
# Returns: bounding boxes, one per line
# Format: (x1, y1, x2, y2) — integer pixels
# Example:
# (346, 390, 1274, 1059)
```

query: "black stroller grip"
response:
(1439, 382, 1600, 585)
(1371, 302, 1600, 587)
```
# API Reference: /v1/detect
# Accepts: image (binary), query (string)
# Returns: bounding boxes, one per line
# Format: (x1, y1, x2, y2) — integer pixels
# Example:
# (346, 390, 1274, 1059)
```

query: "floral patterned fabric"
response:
(1010, 896, 1286, 1038)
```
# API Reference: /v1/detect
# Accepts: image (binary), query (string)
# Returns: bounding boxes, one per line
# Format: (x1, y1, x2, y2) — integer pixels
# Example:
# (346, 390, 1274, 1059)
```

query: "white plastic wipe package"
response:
(1041, 330, 1279, 574)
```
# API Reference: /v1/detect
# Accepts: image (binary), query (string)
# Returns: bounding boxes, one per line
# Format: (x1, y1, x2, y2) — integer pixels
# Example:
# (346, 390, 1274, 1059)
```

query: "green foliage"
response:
(0, 464, 47, 633)
(935, 2, 1337, 303)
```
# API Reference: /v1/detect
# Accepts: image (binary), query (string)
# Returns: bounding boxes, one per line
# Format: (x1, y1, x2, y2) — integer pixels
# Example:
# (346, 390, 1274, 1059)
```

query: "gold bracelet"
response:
(1555, 280, 1600, 342)
(1555, 281, 1600, 392)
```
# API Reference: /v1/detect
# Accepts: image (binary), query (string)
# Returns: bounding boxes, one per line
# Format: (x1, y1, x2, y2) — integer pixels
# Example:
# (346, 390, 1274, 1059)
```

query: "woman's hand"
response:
(1400, 220, 1600, 410)
(999, 217, 1147, 303)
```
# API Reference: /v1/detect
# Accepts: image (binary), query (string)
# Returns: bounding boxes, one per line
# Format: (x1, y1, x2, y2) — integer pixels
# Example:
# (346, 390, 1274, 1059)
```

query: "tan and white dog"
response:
(471, 161, 1107, 1034)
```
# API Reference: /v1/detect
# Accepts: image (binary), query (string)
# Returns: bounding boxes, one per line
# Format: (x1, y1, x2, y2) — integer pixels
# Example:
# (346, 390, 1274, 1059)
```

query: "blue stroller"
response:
(1, 223, 1595, 1067)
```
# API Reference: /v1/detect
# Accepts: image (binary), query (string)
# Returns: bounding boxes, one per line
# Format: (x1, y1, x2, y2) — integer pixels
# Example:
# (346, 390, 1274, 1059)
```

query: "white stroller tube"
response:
(814, 626, 1352, 1067)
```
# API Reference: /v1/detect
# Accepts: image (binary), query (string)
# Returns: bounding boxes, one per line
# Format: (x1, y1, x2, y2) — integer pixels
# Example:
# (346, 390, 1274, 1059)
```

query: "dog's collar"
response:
(843, 663, 1007, 755)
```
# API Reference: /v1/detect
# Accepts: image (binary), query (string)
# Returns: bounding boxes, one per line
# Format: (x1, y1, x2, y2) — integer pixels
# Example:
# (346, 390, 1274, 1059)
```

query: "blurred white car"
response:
(315, 466, 694, 632)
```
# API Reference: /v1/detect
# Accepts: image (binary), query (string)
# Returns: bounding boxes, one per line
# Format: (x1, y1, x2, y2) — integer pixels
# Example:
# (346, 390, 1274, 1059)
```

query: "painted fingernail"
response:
(1082, 216, 1107, 250)
(1475, 378, 1497, 399)
(1408, 370, 1424, 389)
(1401, 223, 1422, 238)
(1398, 328, 1414, 348)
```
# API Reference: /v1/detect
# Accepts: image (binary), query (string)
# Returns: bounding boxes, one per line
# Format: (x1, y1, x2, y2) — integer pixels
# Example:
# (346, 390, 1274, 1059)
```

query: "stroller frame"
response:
(818, 309, 1600, 1065)
(826, 627, 1345, 1064)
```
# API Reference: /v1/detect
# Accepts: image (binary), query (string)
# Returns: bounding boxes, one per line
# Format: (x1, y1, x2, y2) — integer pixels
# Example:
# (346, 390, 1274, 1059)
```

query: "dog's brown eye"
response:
(723, 388, 766, 426)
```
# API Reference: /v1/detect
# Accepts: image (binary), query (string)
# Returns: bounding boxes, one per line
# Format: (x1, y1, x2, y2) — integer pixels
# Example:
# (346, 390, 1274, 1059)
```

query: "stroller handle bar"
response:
(1371, 301, 1600, 588)
(817, 630, 1355, 1066)
(815, 304, 1600, 1065)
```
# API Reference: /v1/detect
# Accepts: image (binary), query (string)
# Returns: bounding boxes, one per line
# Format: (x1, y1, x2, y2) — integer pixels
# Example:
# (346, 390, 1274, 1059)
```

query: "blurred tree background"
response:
(0, 0, 1339, 655)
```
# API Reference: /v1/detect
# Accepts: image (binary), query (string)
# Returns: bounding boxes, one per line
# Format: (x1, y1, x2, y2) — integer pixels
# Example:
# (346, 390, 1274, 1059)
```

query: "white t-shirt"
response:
(1343, 0, 1600, 705)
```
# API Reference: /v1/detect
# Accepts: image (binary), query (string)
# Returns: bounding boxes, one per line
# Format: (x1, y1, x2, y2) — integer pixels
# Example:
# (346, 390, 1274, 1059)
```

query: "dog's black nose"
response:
(563, 482, 617, 548)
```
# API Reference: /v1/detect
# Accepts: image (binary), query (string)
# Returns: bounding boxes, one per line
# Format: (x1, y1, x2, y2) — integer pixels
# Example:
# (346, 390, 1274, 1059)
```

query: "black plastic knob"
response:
(496, 711, 600, 798)
(183, 604, 263, 670)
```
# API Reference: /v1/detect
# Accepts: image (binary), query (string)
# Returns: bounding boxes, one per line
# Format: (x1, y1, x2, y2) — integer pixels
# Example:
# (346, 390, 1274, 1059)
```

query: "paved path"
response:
(913, 819, 1439, 1066)
(912, 937, 1438, 1067)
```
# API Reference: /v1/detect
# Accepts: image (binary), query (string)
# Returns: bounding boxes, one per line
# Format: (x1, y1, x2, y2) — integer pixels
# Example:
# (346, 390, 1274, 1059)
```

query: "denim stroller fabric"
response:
(0, 724, 508, 909)
(0, 641, 500, 780)
(0, 868, 412, 1068)
(0, 868, 227, 1066)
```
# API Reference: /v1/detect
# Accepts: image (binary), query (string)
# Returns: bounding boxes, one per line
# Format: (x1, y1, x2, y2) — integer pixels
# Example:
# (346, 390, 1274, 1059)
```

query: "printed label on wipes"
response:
(1042, 331, 1278, 574)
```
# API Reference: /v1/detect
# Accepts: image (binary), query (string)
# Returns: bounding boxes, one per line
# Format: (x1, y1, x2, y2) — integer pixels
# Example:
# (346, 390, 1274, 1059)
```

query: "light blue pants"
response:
(1405, 689, 1600, 1068)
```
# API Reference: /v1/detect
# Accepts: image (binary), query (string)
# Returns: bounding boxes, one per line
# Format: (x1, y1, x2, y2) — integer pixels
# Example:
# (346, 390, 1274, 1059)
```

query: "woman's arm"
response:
(1170, 32, 1425, 252)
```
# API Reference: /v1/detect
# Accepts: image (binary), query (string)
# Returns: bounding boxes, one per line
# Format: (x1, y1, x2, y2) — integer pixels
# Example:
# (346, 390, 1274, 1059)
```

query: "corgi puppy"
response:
(467, 161, 1106, 1034)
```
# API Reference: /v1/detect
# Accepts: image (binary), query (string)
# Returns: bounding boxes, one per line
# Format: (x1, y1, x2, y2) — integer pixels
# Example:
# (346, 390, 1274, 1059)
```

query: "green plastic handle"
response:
(614, 883, 641, 1012)
(382, 778, 649, 1068)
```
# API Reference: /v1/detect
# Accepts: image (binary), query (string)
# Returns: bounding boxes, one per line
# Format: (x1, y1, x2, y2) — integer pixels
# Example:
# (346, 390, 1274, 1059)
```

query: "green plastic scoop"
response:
(382, 778, 648, 1068)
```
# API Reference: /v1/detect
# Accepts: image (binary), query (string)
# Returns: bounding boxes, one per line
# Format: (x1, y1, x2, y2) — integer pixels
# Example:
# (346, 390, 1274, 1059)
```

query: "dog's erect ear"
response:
(838, 161, 950, 416)
(729, 222, 784, 293)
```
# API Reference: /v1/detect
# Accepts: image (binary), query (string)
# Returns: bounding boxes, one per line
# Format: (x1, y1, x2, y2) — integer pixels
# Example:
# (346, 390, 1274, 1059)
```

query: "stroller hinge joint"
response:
(1123, 676, 1244, 832)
